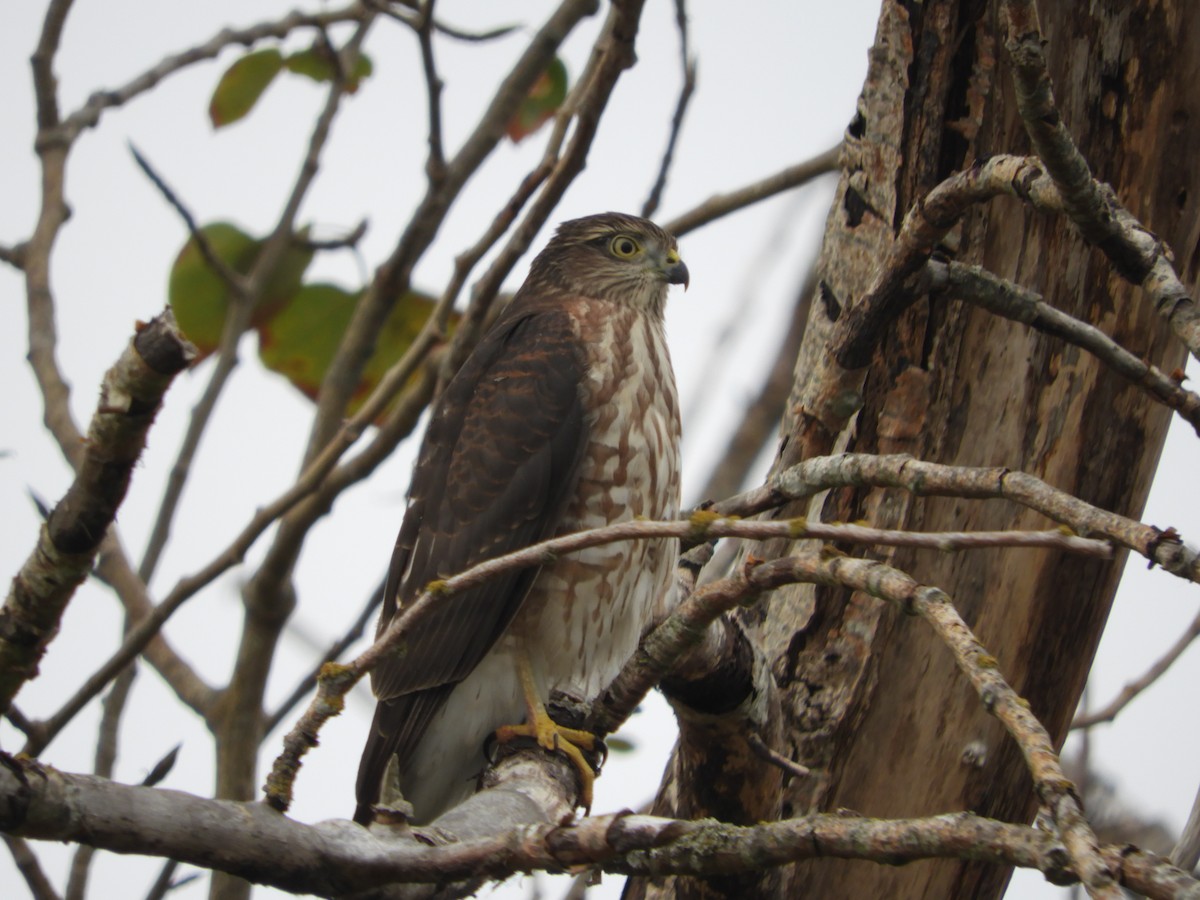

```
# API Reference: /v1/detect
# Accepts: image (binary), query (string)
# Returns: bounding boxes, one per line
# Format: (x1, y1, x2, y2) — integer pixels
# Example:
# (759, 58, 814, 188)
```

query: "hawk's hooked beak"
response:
(662, 251, 690, 291)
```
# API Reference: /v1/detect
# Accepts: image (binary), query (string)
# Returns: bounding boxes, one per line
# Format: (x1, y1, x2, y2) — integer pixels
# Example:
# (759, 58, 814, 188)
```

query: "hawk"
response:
(354, 212, 688, 825)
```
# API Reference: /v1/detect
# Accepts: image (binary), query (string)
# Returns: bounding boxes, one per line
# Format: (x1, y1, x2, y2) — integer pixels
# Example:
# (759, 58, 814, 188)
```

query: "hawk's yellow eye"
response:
(609, 235, 641, 258)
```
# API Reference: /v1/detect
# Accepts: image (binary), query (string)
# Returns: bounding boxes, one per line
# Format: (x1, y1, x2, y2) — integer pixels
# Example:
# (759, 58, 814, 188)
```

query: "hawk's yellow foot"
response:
(492, 654, 599, 812)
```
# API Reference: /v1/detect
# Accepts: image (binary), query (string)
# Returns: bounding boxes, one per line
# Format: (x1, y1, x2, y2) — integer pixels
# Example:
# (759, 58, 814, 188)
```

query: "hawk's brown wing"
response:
(355, 300, 588, 821)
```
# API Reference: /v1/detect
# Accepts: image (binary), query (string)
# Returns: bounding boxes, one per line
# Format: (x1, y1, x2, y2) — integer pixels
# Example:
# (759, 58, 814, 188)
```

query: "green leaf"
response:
(168, 224, 258, 355)
(256, 284, 444, 416)
(167, 223, 314, 358)
(209, 48, 285, 128)
(506, 57, 568, 142)
(284, 47, 373, 92)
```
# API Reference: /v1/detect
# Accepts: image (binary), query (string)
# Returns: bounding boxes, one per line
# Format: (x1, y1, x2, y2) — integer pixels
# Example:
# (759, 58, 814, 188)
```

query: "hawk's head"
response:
(527, 212, 689, 311)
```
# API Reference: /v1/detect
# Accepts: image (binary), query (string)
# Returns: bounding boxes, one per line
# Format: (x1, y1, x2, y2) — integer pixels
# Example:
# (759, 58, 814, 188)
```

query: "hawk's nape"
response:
(355, 212, 689, 825)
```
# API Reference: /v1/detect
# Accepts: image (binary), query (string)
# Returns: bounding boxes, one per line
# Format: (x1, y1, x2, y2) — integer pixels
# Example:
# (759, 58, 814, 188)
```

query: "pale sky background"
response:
(1, 2, 1197, 899)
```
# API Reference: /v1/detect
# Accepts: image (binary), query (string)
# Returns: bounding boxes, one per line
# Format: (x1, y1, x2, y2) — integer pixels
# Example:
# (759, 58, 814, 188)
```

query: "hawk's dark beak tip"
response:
(667, 261, 690, 291)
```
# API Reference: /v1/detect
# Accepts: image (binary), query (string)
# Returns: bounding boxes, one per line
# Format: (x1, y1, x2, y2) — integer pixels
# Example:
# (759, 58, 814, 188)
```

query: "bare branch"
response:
(640, 0, 694, 219)
(128, 143, 246, 301)
(3, 835, 60, 900)
(0, 310, 195, 714)
(820, 553, 1120, 895)
(415, 1, 446, 181)
(932, 260, 1200, 436)
(720, 453, 1200, 585)
(263, 580, 384, 735)
(664, 144, 842, 238)
(5, 752, 1198, 897)
(1073, 607, 1200, 729)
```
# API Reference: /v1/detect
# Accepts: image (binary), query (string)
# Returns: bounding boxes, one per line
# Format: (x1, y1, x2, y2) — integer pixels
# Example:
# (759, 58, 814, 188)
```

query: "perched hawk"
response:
(354, 212, 688, 825)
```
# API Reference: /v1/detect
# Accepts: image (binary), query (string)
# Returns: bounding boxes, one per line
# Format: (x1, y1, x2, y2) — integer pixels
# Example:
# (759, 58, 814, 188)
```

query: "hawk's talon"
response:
(493, 709, 600, 813)
(490, 653, 601, 812)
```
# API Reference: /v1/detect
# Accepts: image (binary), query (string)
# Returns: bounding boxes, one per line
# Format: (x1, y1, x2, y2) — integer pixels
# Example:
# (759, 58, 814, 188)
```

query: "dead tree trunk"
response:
(634, 1, 1199, 898)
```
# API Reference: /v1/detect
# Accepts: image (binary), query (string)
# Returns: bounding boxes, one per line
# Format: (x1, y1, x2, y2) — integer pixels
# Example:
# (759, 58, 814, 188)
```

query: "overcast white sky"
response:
(1, 2, 1197, 899)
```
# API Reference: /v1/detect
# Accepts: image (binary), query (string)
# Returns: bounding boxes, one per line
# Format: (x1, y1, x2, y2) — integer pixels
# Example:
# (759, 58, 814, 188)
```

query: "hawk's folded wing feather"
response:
(355, 301, 588, 818)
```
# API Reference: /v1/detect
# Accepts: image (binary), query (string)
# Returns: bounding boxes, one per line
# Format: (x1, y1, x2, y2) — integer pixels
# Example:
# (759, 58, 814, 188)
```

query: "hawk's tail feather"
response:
(353, 684, 456, 825)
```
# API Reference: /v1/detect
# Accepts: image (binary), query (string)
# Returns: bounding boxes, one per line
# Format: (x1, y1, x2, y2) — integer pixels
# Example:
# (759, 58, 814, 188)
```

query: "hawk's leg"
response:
(492, 652, 598, 811)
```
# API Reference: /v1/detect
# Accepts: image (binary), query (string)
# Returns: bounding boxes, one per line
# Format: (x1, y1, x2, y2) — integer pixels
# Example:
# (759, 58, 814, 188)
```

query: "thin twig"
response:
(640, 0, 694, 219)
(746, 731, 811, 779)
(415, 0, 446, 181)
(293, 220, 368, 252)
(368, 0, 519, 42)
(0, 242, 26, 270)
(3, 835, 61, 900)
(138, 305, 253, 583)
(1073, 607, 1200, 729)
(143, 860, 184, 900)
(263, 579, 385, 735)
(27, 0, 84, 465)
(128, 143, 246, 299)
(664, 144, 841, 237)
(56, 3, 369, 143)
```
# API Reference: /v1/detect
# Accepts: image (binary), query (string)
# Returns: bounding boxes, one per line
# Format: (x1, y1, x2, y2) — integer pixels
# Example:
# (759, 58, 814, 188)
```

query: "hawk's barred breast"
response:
(355, 213, 687, 824)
